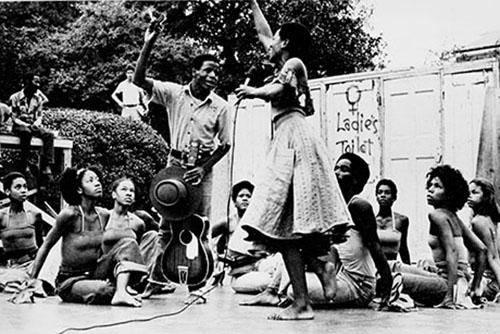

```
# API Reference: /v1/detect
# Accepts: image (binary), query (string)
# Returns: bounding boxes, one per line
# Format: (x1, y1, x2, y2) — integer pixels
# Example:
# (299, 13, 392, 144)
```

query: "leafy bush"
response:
(43, 108, 169, 210)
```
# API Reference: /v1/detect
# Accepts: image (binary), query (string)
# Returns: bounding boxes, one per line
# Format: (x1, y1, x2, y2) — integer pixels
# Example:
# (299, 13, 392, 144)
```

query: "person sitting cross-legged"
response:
(30, 167, 147, 307)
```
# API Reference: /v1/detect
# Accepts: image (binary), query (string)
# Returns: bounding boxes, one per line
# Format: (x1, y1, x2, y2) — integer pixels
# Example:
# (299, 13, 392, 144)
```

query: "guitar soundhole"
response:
(179, 229, 192, 245)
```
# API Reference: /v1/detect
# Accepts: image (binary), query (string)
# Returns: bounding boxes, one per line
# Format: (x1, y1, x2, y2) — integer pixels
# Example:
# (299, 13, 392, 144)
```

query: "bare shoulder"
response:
(394, 212, 409, 227)
(57, 206, 79, 221)
(349, 196, 373, 212)
(25, 209, 43, 222)
(428, 208, 451, 222)
(95, 206, 110, 221)
(284, 58, 306, 72)
(53, 206, 81, 230)
(129, 212, 146, 230)
(470, 214, 493, 229)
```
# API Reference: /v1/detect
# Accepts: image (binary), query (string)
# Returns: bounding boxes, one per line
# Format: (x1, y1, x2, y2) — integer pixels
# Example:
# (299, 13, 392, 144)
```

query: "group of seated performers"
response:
(220, 155, 500, 318)
(1, 155, 500, 317)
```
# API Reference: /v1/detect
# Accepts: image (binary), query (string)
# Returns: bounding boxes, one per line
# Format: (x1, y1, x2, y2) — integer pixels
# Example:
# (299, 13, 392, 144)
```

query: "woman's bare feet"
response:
(111, 291, 142, 307)
(267, 302, 314, 320)
(317, 262, 337, 300)
(239, 288, 281, 306)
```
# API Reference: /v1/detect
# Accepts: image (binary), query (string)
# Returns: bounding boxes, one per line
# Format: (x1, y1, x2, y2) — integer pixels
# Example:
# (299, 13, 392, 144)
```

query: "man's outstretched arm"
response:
(134, 13, 165, 96)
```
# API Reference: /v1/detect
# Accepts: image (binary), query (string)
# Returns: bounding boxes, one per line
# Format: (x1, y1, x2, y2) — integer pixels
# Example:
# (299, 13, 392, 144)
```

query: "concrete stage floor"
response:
(2, 283, 500, 334)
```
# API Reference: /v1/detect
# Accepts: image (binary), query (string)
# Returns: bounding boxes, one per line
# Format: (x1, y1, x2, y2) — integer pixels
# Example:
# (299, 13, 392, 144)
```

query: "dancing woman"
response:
(234, 0, 351, 320)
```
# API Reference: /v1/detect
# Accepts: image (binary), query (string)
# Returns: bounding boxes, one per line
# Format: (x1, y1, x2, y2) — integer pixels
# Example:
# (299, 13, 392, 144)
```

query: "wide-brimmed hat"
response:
(149, 166, 202, 221)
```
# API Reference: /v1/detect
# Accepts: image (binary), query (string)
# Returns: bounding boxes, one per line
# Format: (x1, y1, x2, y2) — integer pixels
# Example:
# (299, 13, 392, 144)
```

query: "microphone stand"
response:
(217, 77, 251, 282)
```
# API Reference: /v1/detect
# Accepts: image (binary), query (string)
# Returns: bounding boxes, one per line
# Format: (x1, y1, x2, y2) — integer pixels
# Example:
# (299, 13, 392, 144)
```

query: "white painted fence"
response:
(212, 58, 500, 261)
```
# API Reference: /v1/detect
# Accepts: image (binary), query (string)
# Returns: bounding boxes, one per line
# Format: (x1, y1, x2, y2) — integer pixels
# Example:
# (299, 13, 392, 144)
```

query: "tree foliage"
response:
(0, 0, 384, 110)
(31, 1, 200, 111)
(44, 108, 170, 209)
(0, 1, 79, 102)
(138, 0, 384, 94)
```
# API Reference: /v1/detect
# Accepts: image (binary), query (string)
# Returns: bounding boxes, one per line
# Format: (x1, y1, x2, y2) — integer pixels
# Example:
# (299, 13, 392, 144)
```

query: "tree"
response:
(30, 1, 200, 111)
(0, 1, 79, 102)
(136, 0, 385, 94)
(2, 0, 384, 108)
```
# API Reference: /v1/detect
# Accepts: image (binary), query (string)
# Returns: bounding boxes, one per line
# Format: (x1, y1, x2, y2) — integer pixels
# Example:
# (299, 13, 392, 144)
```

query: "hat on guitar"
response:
(149, 166, 202, 221)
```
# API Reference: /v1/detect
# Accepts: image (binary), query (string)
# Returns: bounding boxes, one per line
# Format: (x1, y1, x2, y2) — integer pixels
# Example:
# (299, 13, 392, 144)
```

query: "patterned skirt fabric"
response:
(238, 112, 351, 247)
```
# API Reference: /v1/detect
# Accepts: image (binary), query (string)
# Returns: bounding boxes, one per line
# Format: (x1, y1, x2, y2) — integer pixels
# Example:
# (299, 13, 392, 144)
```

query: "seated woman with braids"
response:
(30, 167, 147, 307)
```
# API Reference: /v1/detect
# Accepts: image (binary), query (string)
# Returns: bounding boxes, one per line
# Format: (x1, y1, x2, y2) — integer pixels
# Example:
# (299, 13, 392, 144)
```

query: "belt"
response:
(170, 148, 212, 166)
(123, 104, 139, 107)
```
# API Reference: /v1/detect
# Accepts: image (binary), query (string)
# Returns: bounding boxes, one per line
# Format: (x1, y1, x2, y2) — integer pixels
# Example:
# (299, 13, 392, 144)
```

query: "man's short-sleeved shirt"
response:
(113, 80, 145, 106)
(151, 80, 231, 152)
(9, 89, 46, 124)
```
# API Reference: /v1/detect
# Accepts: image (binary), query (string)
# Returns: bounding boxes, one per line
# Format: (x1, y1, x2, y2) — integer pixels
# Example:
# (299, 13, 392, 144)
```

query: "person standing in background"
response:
(112, 65, 149, 121)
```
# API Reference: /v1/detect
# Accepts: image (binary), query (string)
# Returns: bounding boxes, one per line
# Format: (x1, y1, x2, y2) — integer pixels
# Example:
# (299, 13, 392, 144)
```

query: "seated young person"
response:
(9, 74, 54, 175)
(213, 180, 279, 294)
(0, 172, 45, 293)
(392, 165, 487, 308)
(304, 153, 393, 307)
(30, 167, 146, 307)
(102, 177, 149, 294)
(375, 179, 411, 264)
(467, 178, 500, 301)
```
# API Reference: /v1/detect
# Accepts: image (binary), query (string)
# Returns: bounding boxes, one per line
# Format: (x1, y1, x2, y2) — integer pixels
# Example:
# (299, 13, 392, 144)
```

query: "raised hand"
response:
(144, 8, 165, 43)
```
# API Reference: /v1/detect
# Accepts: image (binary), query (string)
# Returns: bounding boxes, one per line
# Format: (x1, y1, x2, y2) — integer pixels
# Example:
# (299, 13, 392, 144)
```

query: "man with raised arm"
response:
(134, 12, 232, 303)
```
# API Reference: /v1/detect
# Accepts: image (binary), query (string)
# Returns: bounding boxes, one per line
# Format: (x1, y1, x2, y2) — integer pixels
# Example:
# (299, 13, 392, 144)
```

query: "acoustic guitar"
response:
(161, 214, 214, 286)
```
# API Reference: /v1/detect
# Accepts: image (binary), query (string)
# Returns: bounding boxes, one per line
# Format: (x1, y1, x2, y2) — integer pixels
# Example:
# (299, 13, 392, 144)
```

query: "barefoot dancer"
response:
(30, 167, 146, 307)
(233, 0, 351, 320)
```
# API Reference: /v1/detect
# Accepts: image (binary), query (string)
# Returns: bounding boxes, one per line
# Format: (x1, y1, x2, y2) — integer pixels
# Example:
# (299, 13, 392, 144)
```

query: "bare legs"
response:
(304, 254, 337, 301)
(268, 246, 313, 320)
(239, 287, 281, 306)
